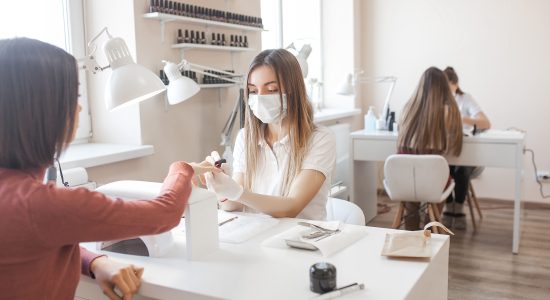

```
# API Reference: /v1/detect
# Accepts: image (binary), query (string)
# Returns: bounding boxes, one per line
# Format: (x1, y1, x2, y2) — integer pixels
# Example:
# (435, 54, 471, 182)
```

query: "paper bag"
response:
(381, 222, 453, 258)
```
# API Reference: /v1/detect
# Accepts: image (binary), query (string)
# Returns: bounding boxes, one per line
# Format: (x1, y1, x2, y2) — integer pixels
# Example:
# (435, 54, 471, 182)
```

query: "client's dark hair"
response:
(0, 38, 79, 169)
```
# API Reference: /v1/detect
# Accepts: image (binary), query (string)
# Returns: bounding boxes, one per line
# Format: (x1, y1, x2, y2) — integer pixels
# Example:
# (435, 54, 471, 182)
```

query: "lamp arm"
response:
(80, 27, 113, 74)
(380, 78, 396, 122)
(220, 88, 245, 147)
(175, 60, 243, 84)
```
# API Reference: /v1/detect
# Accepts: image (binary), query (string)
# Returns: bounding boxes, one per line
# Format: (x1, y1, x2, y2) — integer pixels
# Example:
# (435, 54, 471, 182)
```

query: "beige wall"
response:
(358, 0, 550, 203)
(85, 0, 261, 185)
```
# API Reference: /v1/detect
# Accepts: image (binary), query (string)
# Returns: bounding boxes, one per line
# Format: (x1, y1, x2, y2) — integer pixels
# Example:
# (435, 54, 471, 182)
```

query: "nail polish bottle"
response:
(167, 1, 173, 15)
(195, 31, 201, 43)
(221, 34, 226, 46)
(238, 35, 243, 47)
(216, 33, 221, 46)
(190, 30, 195, 44)
(201, 32, 206, 44)
(229, 35, 234, 47)
(158, 0, 164, 13)
(243, 36, 248, 48)
(176, 2, 182, 15)
(181, 3, 188, 17)
(177, 29, 184, 44)
(183, 29, 190, 43)
(149, 0, 157, 13)
(211, 33, 216, 45)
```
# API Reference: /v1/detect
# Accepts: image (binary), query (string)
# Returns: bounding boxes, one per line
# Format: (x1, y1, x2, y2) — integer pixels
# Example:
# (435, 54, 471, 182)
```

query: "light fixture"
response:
(162, 61, 200, 105)
(338, 72, 397, 130)
(162, 59, 245, 161)
(81, 27, 166, 111)
(286, 42, 312, 78)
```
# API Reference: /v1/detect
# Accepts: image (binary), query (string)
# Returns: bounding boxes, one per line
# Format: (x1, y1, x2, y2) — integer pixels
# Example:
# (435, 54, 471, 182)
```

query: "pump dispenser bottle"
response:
(364, 106, 377, 132)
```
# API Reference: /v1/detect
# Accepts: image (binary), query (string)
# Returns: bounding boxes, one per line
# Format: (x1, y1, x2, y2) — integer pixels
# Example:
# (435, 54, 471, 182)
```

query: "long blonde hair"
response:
(398, 67, 463, 156)
(244, 49, 315, 196)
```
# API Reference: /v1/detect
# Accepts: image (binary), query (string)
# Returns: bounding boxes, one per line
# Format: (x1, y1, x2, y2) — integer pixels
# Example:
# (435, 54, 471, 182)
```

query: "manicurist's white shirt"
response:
(233, 125, 336, 220)
(454, 92, 482, 132)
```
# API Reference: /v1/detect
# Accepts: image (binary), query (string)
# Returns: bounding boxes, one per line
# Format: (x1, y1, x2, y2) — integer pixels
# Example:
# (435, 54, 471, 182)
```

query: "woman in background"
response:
(0, 38, 217, 300)
(205, 49, 336, 220)
(397, 67, 463, 230)
(443, 66, 491, 229)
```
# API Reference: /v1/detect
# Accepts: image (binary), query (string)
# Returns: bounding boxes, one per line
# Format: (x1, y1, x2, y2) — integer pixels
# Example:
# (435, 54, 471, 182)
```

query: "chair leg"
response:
(432, 203, 442, 222)
(470, 184, 483, 219)
(427, 204, 439, 234)
(466, 193, 477, 230)
(392, 202, 405, 229)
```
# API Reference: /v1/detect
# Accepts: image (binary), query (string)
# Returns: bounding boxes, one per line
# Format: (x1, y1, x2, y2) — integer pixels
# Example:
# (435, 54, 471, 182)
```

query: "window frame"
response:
(63, 0, 93, 143)
(261, 0, 325, 106)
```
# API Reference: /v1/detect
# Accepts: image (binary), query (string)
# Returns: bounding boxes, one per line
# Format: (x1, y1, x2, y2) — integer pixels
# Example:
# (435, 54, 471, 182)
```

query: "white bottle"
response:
(364, 106, 377, 132)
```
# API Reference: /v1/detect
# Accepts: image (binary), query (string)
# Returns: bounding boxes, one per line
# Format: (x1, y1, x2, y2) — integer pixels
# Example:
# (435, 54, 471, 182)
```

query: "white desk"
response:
(76, 217, 449, 300)
(349, 129, 525, 254)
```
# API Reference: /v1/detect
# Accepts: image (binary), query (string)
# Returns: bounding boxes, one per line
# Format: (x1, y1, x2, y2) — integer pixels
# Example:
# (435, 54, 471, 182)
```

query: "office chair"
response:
(383, 154, 454, 233)
(326, 197, 366, 226)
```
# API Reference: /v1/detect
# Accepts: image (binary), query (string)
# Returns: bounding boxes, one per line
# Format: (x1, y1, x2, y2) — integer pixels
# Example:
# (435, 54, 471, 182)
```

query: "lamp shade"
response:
(103, 37, 166, 111)
(337, 73, 354, 95)
(163, 61, 200, 105)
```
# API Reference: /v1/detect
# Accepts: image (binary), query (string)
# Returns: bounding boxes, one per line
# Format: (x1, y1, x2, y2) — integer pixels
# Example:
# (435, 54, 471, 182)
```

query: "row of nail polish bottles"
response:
(177, 29, 206, 44)
(149, 0, 263, 28)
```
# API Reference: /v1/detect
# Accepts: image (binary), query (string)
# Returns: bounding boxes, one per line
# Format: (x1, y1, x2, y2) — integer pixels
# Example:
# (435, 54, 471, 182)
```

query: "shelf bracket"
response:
(160, 20, 167, 43)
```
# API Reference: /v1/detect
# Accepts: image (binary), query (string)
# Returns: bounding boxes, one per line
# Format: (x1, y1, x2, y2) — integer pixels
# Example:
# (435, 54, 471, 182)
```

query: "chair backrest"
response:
(383, 154, 449, 203)
(326, 197, 366, 225)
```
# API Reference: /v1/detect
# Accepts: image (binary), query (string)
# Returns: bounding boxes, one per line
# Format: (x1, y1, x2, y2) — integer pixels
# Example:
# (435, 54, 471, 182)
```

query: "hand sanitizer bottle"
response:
(364, 106, 377, 132)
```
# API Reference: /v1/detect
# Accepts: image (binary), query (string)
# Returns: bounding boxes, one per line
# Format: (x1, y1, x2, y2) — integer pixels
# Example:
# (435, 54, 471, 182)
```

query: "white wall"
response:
(85, 0, 261, 185)
(359, 0, 550, 203)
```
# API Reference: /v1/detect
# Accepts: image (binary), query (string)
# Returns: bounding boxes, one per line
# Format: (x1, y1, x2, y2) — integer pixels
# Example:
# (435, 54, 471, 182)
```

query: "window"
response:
(0, 0, 92, 142)
(261, 0, 323, 106)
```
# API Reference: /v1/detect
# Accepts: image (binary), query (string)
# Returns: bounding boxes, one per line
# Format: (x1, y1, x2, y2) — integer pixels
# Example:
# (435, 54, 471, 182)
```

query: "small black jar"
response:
(309, 262, 336, 293)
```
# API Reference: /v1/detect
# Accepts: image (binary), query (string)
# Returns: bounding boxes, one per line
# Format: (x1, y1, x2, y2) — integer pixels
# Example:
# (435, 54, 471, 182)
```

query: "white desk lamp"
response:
(81, 27, 166, 111)
(286, 42, 312, 78)
(338, 73, 397, 130)
(161, 59, 245, 162)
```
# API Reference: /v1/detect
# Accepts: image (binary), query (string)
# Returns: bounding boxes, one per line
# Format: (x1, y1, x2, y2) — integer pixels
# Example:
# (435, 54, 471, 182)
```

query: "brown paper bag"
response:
(381, 222, 454, 258)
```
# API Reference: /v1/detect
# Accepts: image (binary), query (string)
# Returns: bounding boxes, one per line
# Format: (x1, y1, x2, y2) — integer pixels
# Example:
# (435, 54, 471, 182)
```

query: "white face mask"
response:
(248, 93, 288, 124)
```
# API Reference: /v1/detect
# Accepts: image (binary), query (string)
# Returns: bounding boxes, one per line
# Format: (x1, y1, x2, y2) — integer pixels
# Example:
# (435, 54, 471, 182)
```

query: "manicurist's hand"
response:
(204, 155, 244, 201)
(90, 256, 144, 300)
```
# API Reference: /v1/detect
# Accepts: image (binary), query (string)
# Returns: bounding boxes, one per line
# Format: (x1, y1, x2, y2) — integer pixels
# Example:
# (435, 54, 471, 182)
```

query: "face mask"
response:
(248, 93, 288, 124)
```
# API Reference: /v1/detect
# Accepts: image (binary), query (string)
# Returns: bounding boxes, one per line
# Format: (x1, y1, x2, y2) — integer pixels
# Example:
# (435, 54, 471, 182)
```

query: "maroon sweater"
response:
(0, 163, 193, 300)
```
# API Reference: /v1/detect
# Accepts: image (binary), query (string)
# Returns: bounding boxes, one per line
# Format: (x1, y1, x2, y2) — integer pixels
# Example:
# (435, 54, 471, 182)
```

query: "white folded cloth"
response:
(262, 220, 367, 257)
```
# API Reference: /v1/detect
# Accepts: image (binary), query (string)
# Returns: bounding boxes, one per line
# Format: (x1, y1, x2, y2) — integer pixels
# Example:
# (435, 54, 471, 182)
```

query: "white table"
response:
(76, 217, 449, 300)
(349, 129, 525, 254)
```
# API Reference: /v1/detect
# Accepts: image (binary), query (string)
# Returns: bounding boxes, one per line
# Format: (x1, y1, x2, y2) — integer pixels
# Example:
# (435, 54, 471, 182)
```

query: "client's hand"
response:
(187, 160, 221, 186)
(90, 256, 144, 300)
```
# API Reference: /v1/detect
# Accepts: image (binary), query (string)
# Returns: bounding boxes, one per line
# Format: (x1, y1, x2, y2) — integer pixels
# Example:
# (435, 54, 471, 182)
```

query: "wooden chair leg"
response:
(470, 185, 483, 219)
(432, 203, 442, 222)
(428, 204, 439, 234)
(392, 202, 405, 229)
(466, 194, 477, 230)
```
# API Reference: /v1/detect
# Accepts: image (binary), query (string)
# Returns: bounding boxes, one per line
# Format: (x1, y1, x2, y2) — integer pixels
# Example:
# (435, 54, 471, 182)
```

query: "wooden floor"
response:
(368, 196, 550, 300)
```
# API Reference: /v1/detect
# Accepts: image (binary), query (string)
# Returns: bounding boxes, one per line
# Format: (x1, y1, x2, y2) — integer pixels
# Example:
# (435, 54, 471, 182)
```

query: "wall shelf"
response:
(144, 12, 265, 34)
(172, 43, 254, 52)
